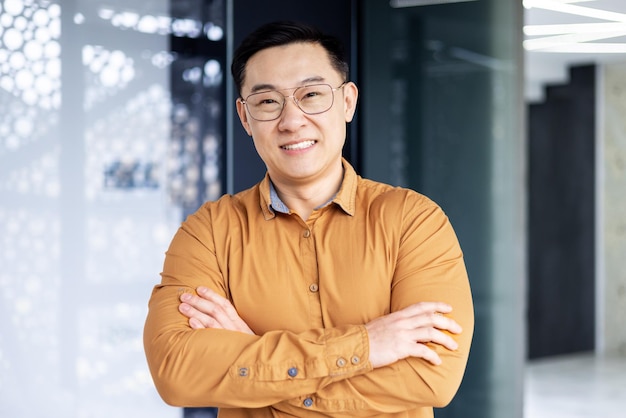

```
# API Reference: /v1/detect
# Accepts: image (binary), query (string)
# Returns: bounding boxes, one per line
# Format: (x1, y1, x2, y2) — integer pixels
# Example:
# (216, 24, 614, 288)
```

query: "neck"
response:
(270, 162, 344, 221)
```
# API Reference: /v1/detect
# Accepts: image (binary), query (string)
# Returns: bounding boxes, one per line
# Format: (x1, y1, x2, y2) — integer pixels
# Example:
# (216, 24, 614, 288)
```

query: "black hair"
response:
(231, 20, 349, 95)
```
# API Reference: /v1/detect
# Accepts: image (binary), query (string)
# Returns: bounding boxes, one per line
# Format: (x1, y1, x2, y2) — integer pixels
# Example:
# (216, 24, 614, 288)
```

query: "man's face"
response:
(236, 42, 358, 186)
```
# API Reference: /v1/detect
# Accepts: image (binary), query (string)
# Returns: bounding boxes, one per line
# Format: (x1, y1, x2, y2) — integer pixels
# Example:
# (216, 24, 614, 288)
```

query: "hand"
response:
(179, 287, 255, 335)
(364, 302, 462, 368)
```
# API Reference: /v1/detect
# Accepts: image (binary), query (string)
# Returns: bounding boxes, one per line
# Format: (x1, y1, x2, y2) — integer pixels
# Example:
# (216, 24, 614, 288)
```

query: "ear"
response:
(342, 82, 359, 123)
(236, 98, 253, 136)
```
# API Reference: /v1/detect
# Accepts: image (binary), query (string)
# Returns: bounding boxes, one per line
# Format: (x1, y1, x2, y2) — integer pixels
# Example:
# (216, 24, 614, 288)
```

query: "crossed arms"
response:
(143, 193, 474, 415)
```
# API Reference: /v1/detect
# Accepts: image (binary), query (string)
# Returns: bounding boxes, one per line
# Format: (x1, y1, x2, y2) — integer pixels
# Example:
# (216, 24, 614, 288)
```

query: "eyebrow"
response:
(249, 76, 327, 94)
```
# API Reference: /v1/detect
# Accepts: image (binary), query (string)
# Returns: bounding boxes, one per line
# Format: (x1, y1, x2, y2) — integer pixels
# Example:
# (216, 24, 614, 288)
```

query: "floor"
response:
(524, 352, 626, 418)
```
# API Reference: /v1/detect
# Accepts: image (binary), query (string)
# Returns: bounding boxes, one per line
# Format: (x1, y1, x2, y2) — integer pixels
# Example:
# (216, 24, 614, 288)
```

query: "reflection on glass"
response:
(0, 0, 226, 416)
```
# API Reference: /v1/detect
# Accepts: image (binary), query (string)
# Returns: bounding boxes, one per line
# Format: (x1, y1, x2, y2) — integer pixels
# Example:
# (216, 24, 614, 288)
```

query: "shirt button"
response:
(351, 356, 360, 365)
(288, 367, 298, 377)
(336, 357, 347, 367)
(238, 367, 249, 377)
(303, 397, 314, 407)
(309, 283, 319, 293)
(303, 229, 311, 238)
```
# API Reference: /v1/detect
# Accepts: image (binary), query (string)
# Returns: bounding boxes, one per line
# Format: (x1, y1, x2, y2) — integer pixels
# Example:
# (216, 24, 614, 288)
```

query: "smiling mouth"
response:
(280, 140, 316, 151)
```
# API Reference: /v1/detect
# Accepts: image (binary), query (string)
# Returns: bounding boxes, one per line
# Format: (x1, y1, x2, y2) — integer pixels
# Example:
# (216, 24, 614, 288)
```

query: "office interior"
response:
(0, 0, 624, 417)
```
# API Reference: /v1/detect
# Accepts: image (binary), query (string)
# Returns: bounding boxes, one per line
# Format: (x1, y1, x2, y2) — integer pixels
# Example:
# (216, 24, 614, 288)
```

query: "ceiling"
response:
(524, 0, 626, 101)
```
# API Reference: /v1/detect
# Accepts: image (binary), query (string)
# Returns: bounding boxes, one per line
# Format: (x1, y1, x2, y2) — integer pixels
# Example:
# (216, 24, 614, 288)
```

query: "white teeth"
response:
(281, 140, 315, 150)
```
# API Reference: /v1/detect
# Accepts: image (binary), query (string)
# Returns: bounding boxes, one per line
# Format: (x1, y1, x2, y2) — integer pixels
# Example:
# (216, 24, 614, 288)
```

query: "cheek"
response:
(247, 123, 267, 141)
(328, 114, 348, 137)
(249, 131, 273, 157)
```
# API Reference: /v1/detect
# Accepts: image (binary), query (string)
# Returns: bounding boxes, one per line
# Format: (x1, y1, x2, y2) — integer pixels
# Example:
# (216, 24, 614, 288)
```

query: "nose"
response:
(277, 95, 306, 129)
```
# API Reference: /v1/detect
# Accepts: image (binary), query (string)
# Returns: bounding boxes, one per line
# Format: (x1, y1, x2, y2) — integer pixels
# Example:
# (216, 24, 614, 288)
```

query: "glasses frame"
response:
(240, 82, 347, 122)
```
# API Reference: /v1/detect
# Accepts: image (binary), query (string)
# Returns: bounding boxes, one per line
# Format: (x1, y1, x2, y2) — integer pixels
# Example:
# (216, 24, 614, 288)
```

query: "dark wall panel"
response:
(231, 0, 356, 193)
(527, 65, 596, 359)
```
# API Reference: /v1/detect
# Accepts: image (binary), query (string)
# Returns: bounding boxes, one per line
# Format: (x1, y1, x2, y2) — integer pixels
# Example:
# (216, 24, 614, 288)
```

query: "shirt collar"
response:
(258, 158, 357, 220)
(269, 183, 290, 214)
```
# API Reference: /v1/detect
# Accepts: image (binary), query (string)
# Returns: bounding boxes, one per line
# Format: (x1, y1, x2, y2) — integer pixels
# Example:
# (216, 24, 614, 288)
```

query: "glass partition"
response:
(360, 1, 525, 417)
(0, 0, 226, 416)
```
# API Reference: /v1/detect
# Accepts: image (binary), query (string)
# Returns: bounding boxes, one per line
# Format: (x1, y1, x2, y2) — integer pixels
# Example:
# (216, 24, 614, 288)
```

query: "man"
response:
(144, 20, 474, 418)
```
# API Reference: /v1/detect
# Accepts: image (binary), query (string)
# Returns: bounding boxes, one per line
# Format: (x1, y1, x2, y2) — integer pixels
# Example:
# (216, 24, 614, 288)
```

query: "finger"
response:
(189, 317, 206, 330)
(180, 290, 228, 324)
(179, 302, 219, 329)
(179, 293, 215, 322)
(395, 307, 462, 334)
(431, 313, 462, 334)
(398, 301, 453, 318)
(180, 292, 254, 334)
(410, 328, 459, 351)
(407, 342, 443, 365)
(197, 287, 242, 323)
(194, 288, 244, 329)
(195, 287, 255, 335)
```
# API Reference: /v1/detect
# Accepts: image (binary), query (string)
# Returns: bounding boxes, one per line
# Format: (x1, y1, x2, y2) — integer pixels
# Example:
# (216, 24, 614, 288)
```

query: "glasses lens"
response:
(245, 90, 284, 121)
(244, 84, 336, 121)
(295, 84, 333, 115)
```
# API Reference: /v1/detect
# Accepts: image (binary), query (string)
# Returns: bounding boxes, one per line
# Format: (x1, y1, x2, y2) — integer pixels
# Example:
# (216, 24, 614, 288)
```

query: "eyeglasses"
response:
(241, 82, 347, 122)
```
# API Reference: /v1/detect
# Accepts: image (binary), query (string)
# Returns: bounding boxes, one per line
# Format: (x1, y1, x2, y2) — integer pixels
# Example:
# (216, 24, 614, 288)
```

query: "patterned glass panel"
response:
(0, 0, 226, 417)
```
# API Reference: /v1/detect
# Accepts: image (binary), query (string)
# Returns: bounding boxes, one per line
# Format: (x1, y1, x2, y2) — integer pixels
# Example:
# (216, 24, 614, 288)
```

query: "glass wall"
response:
(0, 0, 226, 416)
(1, 1, 525, 416)
(360, 1, 525, 417)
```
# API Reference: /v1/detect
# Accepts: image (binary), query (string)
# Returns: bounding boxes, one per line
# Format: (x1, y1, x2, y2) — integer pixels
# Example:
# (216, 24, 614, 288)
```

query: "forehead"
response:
(242, 42, 339, 92)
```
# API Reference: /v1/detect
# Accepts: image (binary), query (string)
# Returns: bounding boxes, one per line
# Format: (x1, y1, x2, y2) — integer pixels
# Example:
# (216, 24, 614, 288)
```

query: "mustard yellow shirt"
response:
(143, 159, 474, 418)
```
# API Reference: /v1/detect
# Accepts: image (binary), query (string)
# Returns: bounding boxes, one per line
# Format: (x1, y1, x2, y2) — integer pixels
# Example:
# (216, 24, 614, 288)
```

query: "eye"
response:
(303, 90, 321, 98)
(248, 91, 282, 107)
(299, 87, 325, 101)
(259, 97, 279, 105)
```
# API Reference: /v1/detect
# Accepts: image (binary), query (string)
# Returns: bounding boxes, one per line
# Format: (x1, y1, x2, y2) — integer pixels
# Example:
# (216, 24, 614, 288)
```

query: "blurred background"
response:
(0, 0, 625, 417)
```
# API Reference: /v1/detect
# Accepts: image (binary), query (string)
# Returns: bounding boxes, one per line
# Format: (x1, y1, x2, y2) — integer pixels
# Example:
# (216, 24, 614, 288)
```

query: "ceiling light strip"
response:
(523, 0, 626, 22)
(524, 22, 626, 36)
(524, 30, 626, 50)
(540, 43, 626, 53)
